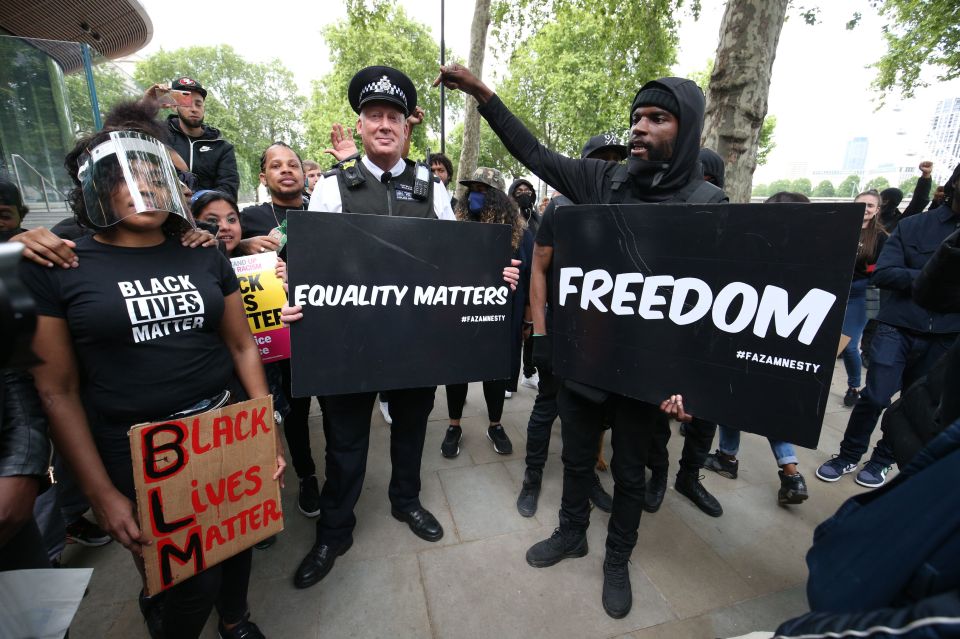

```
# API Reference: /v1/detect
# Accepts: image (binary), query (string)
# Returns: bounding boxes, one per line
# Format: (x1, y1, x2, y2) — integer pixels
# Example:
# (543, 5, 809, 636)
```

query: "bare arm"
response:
(531, 243, 553, 335)
(30, 316, 146, 552)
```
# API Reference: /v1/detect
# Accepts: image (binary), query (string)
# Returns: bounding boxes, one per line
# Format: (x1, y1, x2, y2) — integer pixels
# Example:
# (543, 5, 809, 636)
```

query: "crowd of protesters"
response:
(0, 60, 958, 639)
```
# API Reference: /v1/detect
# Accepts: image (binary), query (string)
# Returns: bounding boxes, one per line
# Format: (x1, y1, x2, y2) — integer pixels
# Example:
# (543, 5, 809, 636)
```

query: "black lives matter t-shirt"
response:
(21, 235, 240, 425)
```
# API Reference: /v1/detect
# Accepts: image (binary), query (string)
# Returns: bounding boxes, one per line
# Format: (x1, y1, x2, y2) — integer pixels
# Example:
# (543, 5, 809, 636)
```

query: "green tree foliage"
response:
(837, 174, 861, 197)
(134, 45, 305, 200)
(490, 0, 681, 158)
(865, 176, 890, 191)
(755, 115, 777, 166)
(790, 177, 813, 196)
(444, 120, 526, 184)
(812, 179, 836, 197)
(868, 0, 960, 98)
(768, 178, 792, 194)
(303, 0, 460, 166)
(751, 183, 771, 197)
(899, 175, 920, 196)
(64, 63, 142, 136)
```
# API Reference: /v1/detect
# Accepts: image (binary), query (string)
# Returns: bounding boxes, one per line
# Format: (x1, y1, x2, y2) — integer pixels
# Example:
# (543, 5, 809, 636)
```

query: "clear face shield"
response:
(78, 131, 195, 231)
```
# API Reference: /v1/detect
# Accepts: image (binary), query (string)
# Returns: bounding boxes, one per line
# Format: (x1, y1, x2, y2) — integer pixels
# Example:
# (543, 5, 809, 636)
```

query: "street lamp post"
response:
(440, 0, 446, 154)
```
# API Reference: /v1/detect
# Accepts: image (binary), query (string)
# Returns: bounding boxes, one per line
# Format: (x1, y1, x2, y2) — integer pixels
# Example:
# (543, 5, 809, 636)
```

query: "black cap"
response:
(581, 133, 628, 160)
(631, 83, 679, 119)
(348, 66, 417, 117)
(171, 77, 207, 99)
(0, 179, 26, 214)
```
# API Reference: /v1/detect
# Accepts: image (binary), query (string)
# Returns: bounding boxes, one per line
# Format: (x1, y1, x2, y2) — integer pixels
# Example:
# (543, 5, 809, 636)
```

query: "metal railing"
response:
(11, 154, 69, 214)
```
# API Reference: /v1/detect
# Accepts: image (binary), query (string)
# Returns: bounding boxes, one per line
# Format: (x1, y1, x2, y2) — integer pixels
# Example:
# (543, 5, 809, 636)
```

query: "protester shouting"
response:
(22, 109, 284, 639)
(435, 64, 726, 619)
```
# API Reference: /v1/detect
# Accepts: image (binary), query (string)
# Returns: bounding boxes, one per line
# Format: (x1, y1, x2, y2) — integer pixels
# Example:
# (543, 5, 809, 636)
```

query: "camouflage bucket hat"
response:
(459, 166, 506, 193)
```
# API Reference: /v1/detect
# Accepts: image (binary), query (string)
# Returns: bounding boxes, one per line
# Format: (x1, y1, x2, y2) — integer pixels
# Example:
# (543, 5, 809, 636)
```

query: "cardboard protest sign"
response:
(552, 203, 864, 448)
(129, 396, 283, 595)
(230, 252, 290, 363)
(286, 211, 513, 396)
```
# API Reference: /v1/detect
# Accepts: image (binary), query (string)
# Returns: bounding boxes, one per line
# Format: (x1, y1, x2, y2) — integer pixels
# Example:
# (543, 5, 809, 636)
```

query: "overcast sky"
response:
(132, 0, 960, 185)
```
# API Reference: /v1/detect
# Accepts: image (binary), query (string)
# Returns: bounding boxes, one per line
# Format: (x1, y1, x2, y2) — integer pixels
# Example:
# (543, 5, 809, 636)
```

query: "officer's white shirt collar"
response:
(362, 155, 406, 181)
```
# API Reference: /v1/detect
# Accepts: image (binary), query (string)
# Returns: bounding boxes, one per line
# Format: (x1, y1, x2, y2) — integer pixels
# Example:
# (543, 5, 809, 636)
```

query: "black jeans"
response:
(524, 369, 560, 473)
(0, 518, 49, 571)
(647, 415, 716, 474)
(445, 380, 507, 422)
(557, 386, 658, 553)
(840, 324, 956, 465)
(279, 359, 318, 479)
(316, 387, 436, 545)
(522, 333, 536, 378)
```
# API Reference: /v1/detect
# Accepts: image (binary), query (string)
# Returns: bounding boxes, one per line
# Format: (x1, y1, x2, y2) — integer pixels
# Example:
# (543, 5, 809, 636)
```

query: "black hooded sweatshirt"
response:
(508, 178, 541, 236)
(477, 77, 726, 205)
(698, 148, 725, 189)
(166, 115, 240, 200)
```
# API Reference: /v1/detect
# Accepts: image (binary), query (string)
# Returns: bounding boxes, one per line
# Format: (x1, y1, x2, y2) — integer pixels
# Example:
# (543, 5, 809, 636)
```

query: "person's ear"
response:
(259, 173, 267, 187)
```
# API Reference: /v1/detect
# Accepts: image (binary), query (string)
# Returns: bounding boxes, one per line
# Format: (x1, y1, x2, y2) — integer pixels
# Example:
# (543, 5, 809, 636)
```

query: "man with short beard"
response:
(163, 77, 240, 199)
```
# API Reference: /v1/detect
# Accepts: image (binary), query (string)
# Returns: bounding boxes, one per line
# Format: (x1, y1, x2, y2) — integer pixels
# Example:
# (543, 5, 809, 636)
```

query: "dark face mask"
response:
(515, 192, 535, 210)
(468, 191, 485, 219)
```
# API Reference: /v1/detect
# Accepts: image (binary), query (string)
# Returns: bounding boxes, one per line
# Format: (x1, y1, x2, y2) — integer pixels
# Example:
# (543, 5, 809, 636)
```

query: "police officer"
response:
(436, 64, 726, 619)
(292, 66, 519, 590)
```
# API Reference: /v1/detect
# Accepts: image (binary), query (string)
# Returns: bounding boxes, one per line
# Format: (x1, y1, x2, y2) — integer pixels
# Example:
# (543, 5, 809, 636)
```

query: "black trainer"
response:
(590, 473, 613, 513)
(643, 467, 668, 513)
(704, 450, 739, 479)
(602, 548, 633, 619)
(526, 527, 588, 568)
(517, 468, 542, 517)
(487, 424, 513, 454)
(441, 425, 462, 458)
(675, 471, 723, 517)
(843, 387, 860, 408)
(138, 589, 165, 639)
(298, 475, 322, 518)
(218, 613, 266, 639)
(778, 470, 809, 505)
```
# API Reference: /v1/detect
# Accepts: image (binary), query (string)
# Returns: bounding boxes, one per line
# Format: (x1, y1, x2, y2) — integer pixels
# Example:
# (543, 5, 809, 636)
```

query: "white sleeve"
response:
(308, 174, 343, 213)
(433, 181, 455, 220)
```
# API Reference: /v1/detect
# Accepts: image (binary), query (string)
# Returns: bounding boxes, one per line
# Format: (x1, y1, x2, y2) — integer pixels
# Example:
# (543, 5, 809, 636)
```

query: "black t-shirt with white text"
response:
(21, 235, 240, 426)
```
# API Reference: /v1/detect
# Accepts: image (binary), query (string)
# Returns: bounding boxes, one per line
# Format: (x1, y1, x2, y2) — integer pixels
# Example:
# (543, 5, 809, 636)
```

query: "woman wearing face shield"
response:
(439, 168, 534, 459)
(20, 124, 284, 639)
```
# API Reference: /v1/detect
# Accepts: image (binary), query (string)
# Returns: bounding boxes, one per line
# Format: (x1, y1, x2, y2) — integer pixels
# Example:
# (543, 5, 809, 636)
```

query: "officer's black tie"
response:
(381, 171, 392, 184)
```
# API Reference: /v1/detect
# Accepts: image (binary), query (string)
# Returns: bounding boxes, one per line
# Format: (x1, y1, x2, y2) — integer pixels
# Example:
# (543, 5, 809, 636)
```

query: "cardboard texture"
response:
(129, 396, 283, 595)
(231, 251, 290, 363)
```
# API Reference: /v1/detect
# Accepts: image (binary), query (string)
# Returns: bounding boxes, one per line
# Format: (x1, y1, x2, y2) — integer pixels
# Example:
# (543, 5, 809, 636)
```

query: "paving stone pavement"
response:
(63, 364, 888, 638)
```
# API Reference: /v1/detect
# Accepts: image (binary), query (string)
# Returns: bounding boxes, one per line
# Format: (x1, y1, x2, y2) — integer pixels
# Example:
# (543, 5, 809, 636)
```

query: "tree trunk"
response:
(701, 0, 789, 203)
(457, 0, 492, 201)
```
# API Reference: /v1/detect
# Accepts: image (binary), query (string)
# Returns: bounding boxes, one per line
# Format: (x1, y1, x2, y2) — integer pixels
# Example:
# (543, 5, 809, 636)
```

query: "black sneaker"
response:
(487, 424, 513, 454)
(643, 467, 668, 513)
(138, 589, 165, 639)
(441, 425, 462, 458)
(843, 387, 860, 408)
(218, 613, 266, 639)
(778, 471, 809, 505)
(675, 471, 723, 517)
(590, 473, 613, 513)
(298, 475, 322, 518)
(526, 527, 588, 567)
(704, 450, 739, 479)
(66, 516, 112, 547)
(517, 468, 542, 517)
(254, 535, 277, 550)
(601, 548, 632, 619)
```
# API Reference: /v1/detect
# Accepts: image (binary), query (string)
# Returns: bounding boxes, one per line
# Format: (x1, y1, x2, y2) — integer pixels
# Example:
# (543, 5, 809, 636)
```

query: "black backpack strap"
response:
(677, 179, 728, 204)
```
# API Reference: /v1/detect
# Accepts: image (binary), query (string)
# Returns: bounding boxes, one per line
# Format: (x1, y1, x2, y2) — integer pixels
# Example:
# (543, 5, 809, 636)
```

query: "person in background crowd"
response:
(285, 65, 519, 592)
(699, 147, 725, 189)
(878, 161, 932, 232)
(441, 167, 532, 458)
(435, 63, 726, 618)
(145, 77, 240, 200)
(817, 162, 960, 489)
(704, 192, 812, 506)
(840, 190, 888, 407)
(303, 160, 322, 196)
(429, 152, 458, 211)
(508, 177, 540, 391)
(928, 184, 945, 211)
(0, 179, 28, 241)
(515, 132, 626, 520)
(22, 112, 283, 638)
(539, 196, 551, 214)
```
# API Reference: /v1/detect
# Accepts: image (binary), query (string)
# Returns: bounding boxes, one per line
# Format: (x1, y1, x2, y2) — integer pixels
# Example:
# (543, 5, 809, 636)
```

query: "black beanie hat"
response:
(631, 86, 680, 119)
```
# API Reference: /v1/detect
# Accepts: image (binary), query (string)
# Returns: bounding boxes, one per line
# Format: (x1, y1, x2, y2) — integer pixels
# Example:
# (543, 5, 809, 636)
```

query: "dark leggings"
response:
(446, 380, 507, 423)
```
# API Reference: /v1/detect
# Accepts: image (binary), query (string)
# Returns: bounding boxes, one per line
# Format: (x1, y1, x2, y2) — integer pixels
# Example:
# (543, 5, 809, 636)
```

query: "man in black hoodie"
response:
(436, 64, 726, 619)
(163, 77, 240, 200)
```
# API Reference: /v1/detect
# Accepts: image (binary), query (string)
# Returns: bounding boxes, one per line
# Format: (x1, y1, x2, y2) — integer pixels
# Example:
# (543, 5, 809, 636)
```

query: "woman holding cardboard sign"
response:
(22, 114, 284, 639)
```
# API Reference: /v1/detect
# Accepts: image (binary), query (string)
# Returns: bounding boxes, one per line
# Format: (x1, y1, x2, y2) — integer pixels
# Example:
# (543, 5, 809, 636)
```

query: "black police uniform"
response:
(478, 77, 726, 554)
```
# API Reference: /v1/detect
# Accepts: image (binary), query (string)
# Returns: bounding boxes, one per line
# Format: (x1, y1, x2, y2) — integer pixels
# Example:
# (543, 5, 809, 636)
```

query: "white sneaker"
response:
(379, 400, 392, 425)
(504, 390, 513, 399)
(521, 373, 539, 389)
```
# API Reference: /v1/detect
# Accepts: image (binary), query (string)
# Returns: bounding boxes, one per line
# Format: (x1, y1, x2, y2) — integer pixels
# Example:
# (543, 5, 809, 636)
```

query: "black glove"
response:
(531, 333, 553, 373)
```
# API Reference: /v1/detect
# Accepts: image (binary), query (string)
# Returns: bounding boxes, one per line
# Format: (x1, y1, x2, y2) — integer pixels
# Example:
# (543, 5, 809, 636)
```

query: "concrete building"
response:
(842, 137, 869, 173)
(926, 97, 960, 187)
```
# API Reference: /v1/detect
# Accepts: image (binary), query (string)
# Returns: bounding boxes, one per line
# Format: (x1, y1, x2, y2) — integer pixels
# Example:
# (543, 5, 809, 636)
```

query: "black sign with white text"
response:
(287, 211, 513, 396)
(552, 203, 863, 448)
